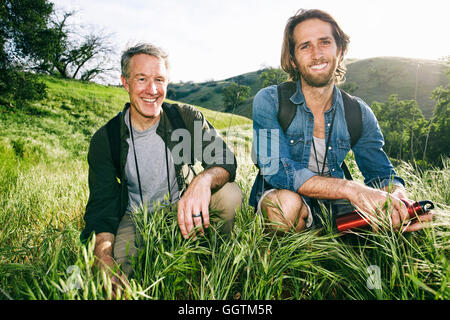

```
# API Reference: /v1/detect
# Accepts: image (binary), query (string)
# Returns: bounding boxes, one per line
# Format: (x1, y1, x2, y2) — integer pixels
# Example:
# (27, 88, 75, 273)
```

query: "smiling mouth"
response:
(142, 97, 157, 103)
(310, 63, 328, 71)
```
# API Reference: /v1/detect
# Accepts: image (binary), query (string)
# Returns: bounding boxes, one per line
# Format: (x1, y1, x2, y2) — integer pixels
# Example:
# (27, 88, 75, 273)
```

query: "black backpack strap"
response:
(105, 111, 122, 180)
(340, 89, 362, 149)
(339, 89, 362, 180)
(277, 81, 298, 132)
(162, 103, 186, 131)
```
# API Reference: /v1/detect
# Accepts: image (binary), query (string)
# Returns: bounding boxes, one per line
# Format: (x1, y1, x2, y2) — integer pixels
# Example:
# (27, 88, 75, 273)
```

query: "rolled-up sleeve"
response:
(252, 87, 317, 192)
(352, 98, 405, 189)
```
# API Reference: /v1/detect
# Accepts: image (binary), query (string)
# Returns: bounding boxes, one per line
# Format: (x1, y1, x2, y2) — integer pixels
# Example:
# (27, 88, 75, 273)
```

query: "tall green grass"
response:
(0, 76, 448, 300)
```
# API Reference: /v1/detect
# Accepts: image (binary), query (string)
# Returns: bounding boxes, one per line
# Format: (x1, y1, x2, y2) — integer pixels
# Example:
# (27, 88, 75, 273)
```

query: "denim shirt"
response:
(249, 80, 404, 208)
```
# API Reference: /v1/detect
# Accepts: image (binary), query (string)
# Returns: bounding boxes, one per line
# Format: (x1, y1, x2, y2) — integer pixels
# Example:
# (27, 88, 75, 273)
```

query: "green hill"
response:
(344, 57, 447, 117)
(168, 57, 448, 119)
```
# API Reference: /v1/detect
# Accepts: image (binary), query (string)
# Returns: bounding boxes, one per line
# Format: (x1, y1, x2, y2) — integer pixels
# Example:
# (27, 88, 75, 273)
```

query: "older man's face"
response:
(121, 54, 168, 129)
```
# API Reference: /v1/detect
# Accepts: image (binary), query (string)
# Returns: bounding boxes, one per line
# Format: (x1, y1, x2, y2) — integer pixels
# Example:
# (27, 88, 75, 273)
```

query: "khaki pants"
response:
(113, 182, 242, 276)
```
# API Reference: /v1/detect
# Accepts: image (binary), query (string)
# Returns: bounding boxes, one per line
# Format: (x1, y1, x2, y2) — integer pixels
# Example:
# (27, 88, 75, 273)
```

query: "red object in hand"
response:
(336, 200, 434, 232)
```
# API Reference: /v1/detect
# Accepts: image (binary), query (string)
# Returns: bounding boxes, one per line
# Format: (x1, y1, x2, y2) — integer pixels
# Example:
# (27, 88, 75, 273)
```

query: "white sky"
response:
(53, 0, 450, 84)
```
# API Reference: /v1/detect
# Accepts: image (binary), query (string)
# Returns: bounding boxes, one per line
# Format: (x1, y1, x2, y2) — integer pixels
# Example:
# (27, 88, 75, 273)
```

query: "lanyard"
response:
(129, 110, 144, 205)
(311, 107, 336, 176)
(128, 111, 172, 208)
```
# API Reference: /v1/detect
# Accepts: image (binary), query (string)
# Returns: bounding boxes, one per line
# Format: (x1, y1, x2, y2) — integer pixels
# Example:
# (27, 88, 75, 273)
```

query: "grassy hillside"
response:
(345, 57, 447, 117)
(168, 57, 447, 119)
(0, 75, 448, 301)
(168, 70, 262, 119)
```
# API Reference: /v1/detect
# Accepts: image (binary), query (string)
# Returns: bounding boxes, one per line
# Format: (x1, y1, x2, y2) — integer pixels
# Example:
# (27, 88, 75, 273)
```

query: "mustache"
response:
(309, 59, 328, 66)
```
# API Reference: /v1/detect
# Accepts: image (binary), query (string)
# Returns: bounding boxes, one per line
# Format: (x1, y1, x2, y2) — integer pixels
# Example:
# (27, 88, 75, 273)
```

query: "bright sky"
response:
(53, 0, 449, 84)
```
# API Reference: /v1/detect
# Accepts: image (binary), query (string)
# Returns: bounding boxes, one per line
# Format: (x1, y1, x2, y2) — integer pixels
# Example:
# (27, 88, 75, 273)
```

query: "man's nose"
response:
(146, 81, 157, 94)
(311, 44, 323, 59)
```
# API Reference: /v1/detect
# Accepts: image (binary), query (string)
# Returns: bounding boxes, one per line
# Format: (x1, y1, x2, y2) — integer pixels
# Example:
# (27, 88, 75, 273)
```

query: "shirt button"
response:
(332, 168, 335, 172)
(327, 123, 331, 127)
(290, 139, 294, 144)
(328, 146, 332, 150)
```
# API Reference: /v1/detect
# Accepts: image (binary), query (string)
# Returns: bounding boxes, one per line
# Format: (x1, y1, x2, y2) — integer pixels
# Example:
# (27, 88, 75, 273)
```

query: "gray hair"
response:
(121, 43, 170, 79)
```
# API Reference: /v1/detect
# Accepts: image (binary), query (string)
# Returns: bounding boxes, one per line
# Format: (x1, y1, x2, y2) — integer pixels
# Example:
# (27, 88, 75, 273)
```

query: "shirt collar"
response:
(290, 79, 343, 114)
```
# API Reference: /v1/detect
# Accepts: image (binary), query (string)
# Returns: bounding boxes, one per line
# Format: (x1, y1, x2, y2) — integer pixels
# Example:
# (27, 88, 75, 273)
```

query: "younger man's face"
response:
(290, 18, 342, 88)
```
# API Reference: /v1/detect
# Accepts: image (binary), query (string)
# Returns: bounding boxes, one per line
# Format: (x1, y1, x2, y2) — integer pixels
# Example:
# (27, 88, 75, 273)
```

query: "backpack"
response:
(276, 81, 362, 180)
(105, 103, 187, 181)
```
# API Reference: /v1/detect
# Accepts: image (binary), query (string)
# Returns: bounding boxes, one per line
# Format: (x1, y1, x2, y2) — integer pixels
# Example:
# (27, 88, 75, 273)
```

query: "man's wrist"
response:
(198, 166, 230, 190)
(341, 179, 368, 203)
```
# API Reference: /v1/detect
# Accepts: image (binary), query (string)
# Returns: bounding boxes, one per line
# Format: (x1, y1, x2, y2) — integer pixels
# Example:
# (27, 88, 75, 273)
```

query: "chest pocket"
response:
(286, 134, 305, 159)
(336, 138, 351, 163)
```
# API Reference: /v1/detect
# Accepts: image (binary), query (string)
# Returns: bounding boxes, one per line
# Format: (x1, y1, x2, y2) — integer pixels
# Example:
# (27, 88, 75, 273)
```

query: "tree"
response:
(371, 95, 426, 162)
(29, 10, 116, 82)
(222, 82, 250, 112)
(258, 67, 288, 87)
(423, 63, 450, 165)
(0, 0, 53, 104)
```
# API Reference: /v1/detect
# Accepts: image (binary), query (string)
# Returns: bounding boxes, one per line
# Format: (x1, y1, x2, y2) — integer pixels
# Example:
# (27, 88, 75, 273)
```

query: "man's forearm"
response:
(297, 175, 374, 204)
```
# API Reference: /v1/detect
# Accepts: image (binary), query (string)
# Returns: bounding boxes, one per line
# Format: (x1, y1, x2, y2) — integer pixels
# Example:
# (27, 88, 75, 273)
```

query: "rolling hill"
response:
(168, 57, 448, 119)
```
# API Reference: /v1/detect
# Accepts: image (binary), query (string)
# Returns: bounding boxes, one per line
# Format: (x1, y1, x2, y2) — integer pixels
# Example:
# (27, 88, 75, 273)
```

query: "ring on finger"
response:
(192, 213, 202, 218)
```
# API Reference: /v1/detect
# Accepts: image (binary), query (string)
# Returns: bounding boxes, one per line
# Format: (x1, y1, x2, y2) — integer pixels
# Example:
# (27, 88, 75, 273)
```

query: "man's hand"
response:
(177, 167, 230, 239)
(94, 233, 130, 299)
(348, 185, 410, 232)
(299, 176, 433, 232)
(388, 186, 434, 232)
(350, 184, 433, 232)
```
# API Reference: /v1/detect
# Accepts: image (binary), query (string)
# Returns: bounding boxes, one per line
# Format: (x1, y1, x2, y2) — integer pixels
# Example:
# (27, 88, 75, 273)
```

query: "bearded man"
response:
(249, 9, 432, 233)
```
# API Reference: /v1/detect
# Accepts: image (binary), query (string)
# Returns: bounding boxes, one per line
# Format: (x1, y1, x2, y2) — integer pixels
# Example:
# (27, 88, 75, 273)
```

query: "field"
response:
(0, 76, 448, 300)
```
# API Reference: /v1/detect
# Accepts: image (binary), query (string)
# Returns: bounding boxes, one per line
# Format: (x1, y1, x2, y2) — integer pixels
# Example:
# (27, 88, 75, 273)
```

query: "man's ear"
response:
(121, 75, 129, 93)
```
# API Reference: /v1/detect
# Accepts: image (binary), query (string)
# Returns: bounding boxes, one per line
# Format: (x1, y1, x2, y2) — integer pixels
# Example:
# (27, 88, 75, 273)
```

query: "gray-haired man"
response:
(81, 43, 242, 291)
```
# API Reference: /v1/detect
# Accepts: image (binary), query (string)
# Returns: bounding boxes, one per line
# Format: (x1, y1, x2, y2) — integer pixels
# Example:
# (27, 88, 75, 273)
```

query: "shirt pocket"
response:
(337, 138, 351, 162)
(286, 134, 305, 159)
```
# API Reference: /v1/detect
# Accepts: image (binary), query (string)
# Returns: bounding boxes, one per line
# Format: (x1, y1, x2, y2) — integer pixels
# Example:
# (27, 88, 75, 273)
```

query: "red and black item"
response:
(335, 200, 434, 232)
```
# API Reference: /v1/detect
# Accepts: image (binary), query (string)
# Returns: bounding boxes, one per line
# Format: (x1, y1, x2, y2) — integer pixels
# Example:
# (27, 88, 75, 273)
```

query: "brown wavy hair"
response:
(280, 9, 350, 83)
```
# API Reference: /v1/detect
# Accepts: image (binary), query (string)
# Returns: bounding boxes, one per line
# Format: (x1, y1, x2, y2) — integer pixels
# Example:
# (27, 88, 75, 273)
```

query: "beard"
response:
(294, 58, 337, 88)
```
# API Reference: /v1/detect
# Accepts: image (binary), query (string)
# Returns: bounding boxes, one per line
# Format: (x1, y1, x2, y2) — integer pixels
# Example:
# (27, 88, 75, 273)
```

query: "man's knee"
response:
(113, 214, 138, 277)
(210, 182, 243, 233)
(261, 189, 308, 232)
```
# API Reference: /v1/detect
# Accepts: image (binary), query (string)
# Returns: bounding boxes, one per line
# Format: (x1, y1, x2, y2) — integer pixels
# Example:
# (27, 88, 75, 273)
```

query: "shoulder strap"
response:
(162, 102, 187, 131)
(339, 89, 362, 180)
(106, 111, 122, 180)
(340, 89, 362, 148)
(277, 81, 297, 132)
